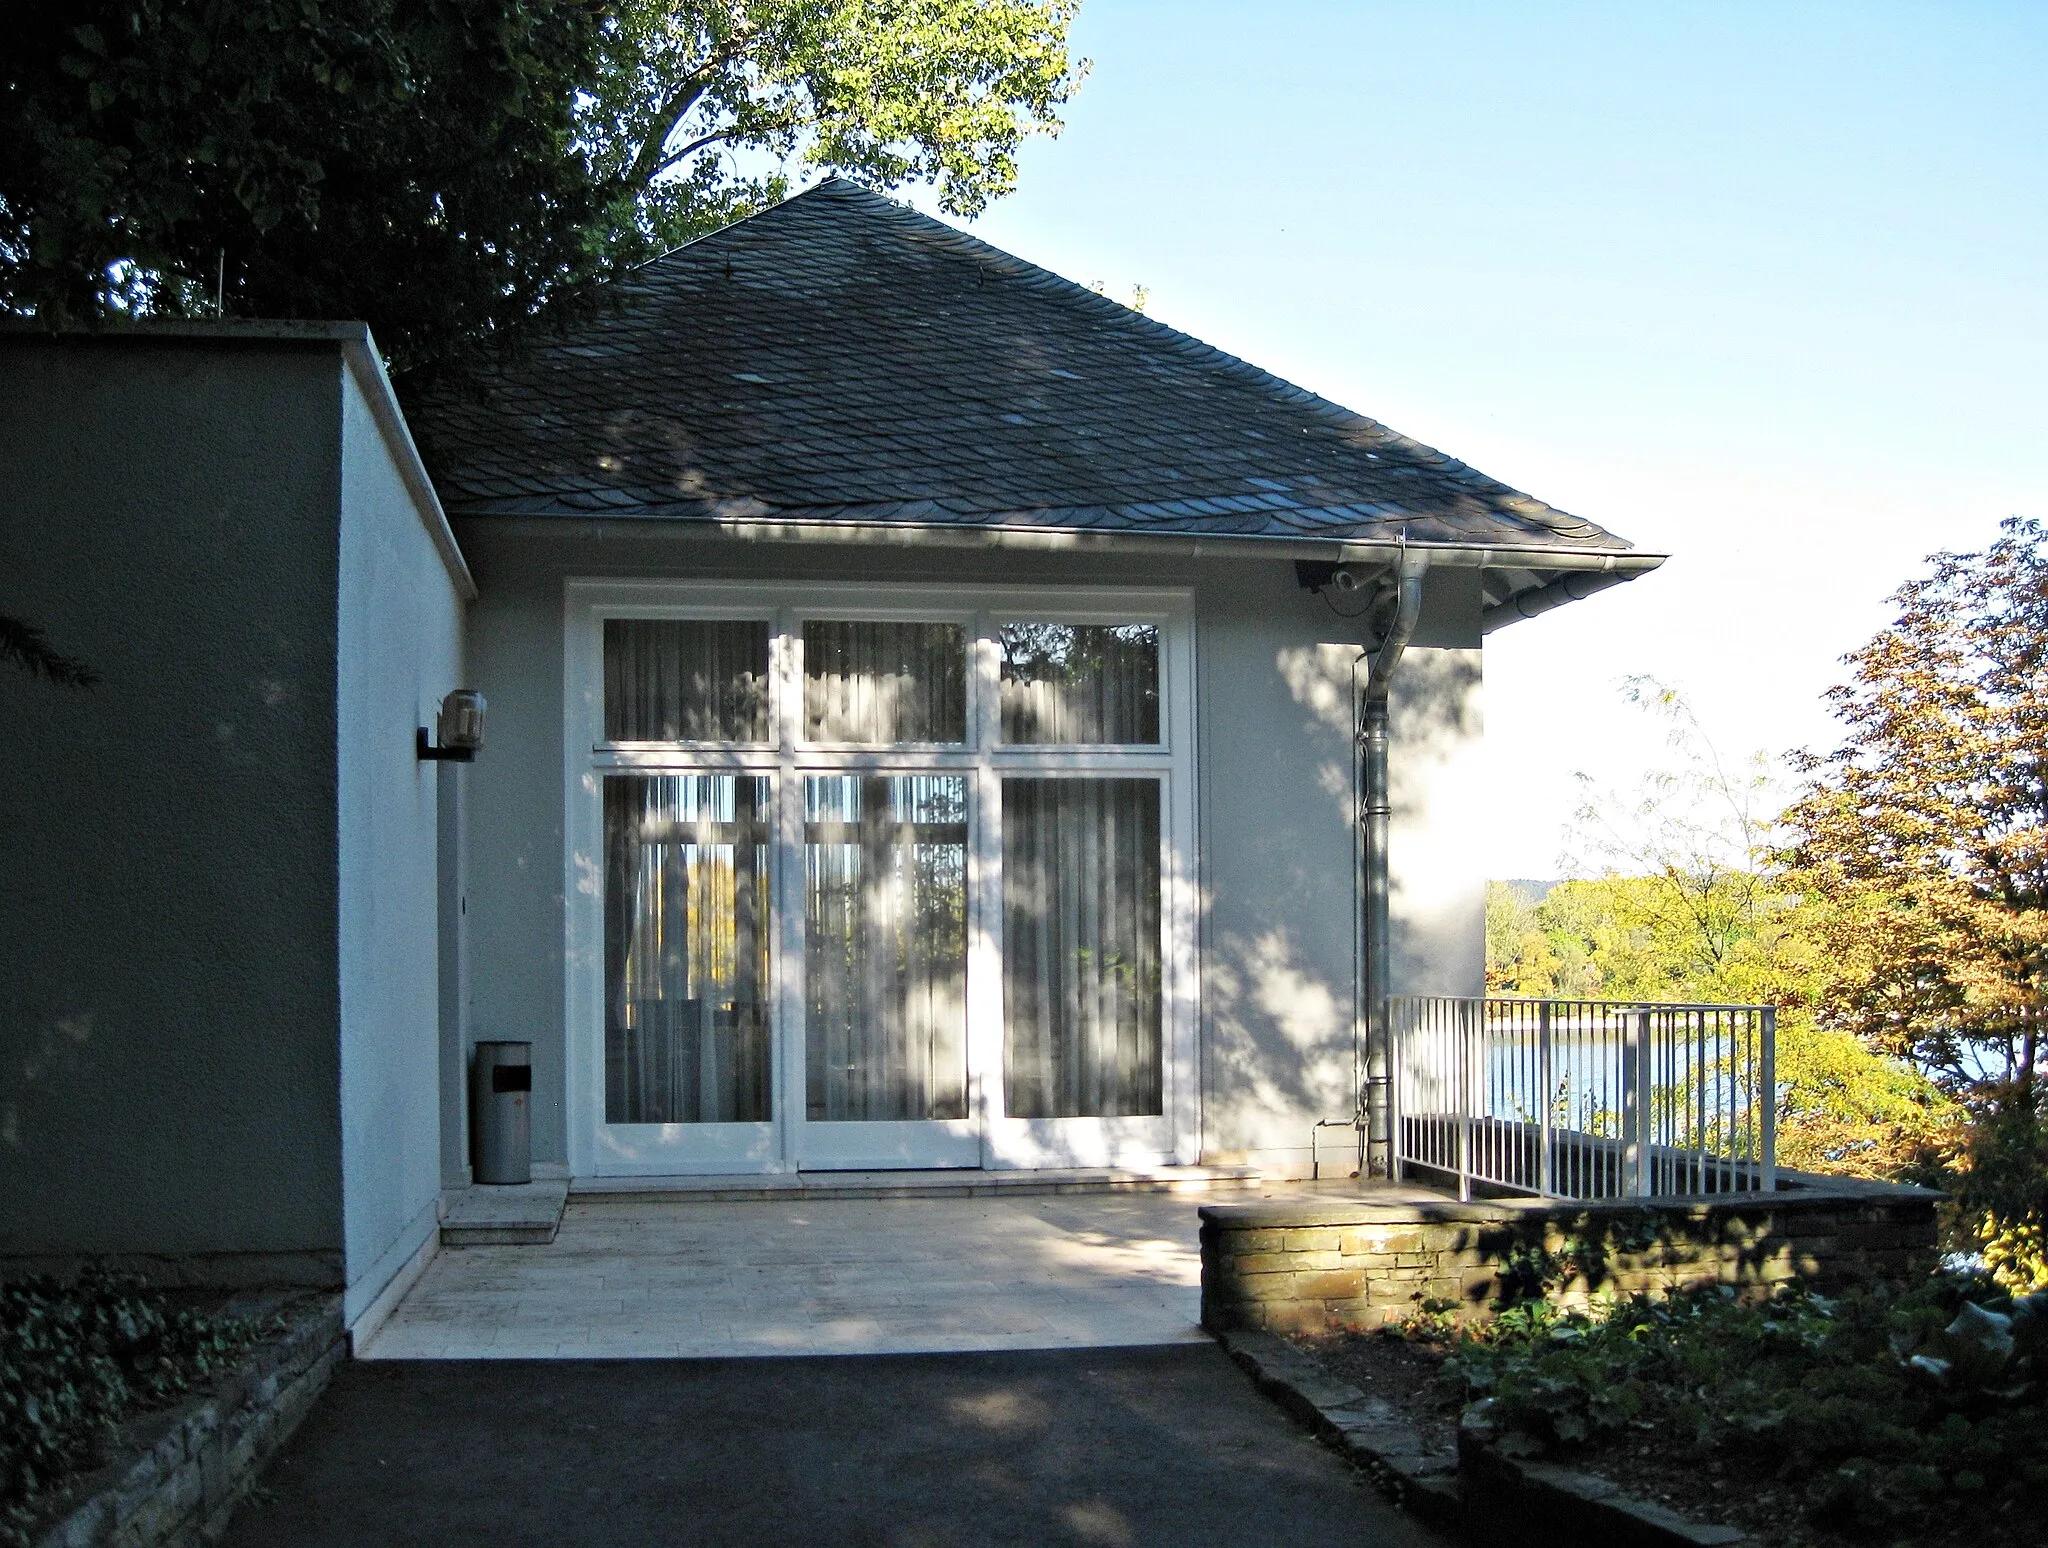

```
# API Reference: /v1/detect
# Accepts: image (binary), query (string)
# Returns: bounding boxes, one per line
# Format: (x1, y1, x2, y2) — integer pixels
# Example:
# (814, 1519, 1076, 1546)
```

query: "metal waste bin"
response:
(470, 1041, 532, 1185)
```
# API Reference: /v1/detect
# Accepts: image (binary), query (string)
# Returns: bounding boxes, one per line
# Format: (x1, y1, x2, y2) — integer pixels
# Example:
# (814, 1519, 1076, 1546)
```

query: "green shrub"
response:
(0, 1270, 267, 1536)
(1951, 1088, 2048, 1294)
(1441, 1276, 2048, 1538)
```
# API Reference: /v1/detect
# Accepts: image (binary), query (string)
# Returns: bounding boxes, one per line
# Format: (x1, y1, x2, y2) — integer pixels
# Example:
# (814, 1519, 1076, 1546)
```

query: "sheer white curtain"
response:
(1002, 778, 1163, 1118)
(604, 619, 770, 742)
(603, 775, 771, 1123)
(805, 776, 969, 1121)
(998, 624, 1159, 745)
(804, 621, 966, 743)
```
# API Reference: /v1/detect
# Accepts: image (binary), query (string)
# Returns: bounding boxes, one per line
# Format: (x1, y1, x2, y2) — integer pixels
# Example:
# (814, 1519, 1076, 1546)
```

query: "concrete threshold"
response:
(567, 1164, 1263, 1204)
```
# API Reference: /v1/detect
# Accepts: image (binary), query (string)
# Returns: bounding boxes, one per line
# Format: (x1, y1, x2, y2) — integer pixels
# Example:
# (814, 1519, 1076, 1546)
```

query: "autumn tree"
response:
(0, 0, 1084, 372)
(1782, 516, 2048, 1286)
(1782, 516, 2048, 1098)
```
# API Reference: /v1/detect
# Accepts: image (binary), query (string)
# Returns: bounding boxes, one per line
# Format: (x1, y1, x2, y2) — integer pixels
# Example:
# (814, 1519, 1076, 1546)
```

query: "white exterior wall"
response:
(451, 530, 1488, 1183)
(1196, 564, 1486, 1176)
(1389, 641, 1488, 998)
(336, 365, 467, 1328)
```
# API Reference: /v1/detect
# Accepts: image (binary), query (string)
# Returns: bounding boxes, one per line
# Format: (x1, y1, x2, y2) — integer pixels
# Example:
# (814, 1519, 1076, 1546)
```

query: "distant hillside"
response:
(1493, 878, 1561, 905)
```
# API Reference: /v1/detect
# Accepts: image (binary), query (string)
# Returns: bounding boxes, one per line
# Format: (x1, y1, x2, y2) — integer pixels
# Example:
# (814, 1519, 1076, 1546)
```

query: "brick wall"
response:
(1199, 1174, 1942, 1336)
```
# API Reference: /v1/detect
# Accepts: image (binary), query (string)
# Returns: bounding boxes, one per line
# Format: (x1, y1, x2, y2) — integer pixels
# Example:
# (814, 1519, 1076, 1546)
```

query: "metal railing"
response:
(1390, 996, 1775, 1201)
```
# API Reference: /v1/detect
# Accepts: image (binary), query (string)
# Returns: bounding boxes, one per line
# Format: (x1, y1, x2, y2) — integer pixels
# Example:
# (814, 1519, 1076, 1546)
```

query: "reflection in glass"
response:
(803, 621, 965, 744)
(605, 775, 771, 1123)
(605, 619, 770, 743)
(805, 776, 968, 1121)
(998, 623, 1159, 745)
(1003, 778, 1162, 1118)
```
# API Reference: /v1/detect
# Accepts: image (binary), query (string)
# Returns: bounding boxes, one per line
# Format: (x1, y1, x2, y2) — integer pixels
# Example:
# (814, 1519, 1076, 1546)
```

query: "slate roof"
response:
(407, 178, 1652, 575)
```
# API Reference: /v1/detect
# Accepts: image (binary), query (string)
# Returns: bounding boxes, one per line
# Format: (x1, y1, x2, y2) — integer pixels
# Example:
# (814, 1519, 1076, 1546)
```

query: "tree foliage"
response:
(1489, 875, 1951, 1180)
(0, 0, 1085, 372)
(1563, 677, 1785, 994)
(582, 0, 1083, 259)
(1776, 518, 2048, 1285)
(1782, 516, 2048, 1097)
(0, 0, 613, 374)
(1488, 680, 1955, 1180)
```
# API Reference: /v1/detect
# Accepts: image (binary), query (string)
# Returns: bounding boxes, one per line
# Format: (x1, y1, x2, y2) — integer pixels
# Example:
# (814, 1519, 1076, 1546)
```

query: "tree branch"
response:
(0, 615, 97, 687)
(621, 30, 760, 195)
(652, 127, 747, 178)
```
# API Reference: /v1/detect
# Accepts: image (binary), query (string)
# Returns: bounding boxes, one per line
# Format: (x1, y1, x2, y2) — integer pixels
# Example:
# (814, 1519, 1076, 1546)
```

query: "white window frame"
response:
(563, 578, 1198, 1177)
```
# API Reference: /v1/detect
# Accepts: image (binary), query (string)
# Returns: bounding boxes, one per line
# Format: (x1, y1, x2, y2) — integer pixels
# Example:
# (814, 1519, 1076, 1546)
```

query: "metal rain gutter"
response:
(1358, 547, 1428, 1179)
(1479, 565, 1642, 633)
(465, 512, 1667, 576)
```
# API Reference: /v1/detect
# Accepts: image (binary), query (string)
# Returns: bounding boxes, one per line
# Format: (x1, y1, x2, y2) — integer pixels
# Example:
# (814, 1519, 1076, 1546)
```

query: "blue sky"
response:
(913, 1, 2048, 875)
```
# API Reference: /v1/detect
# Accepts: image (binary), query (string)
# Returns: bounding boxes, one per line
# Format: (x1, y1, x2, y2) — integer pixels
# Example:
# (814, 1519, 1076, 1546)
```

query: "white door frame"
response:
(563, 579, 1199, 1177)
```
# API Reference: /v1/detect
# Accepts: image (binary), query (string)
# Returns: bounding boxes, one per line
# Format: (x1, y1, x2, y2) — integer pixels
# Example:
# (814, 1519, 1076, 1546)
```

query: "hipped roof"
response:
(408, 178, 1661, 627)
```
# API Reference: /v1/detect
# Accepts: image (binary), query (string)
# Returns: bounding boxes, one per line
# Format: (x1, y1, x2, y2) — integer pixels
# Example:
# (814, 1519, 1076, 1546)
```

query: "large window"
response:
(567, 585, 1192, 1174)
(1002, 777, 1162, 1117)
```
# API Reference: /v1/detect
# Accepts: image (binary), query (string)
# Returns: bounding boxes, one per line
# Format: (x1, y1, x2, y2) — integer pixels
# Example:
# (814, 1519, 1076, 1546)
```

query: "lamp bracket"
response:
(416, 727, 476, 763)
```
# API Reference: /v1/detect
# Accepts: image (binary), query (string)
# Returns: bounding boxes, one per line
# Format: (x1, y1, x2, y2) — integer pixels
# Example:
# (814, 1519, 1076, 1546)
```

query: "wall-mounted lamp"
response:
(417, 688, 487, 762)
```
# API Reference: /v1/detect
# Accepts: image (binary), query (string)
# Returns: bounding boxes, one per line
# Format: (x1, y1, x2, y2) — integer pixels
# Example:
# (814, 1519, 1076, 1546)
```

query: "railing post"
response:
(1457, 1001, 1474, 1203)
(1386, 998, 1404, 1182)
(1538, 999, 1554, 1198)
(1759, 1005, 1777, 1193)
(1624, 1008, 1653, 1198)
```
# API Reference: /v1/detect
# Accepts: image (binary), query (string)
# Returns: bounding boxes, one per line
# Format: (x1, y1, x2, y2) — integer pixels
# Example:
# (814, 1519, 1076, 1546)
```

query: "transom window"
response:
(998, 623, 1160, 745)
(565, 583, 1193, 1176)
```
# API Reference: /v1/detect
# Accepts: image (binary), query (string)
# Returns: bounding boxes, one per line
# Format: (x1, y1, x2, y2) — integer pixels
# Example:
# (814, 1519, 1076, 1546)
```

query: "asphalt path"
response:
(219, 1344, 1447, 1547)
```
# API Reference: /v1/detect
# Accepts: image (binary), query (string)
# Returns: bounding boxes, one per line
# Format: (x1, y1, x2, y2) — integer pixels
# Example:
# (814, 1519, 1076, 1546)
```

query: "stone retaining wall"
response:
(28, 1292, 345, 1548)
(1200, 1174, 1942, 1335)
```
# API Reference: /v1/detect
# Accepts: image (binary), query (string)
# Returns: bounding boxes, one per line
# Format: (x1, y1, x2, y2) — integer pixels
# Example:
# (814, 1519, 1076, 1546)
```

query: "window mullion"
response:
(971, 611, 1003, 1145)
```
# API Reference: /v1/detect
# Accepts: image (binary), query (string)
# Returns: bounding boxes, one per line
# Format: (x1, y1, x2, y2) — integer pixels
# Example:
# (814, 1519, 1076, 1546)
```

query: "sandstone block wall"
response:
(1200, 1174, 1942, 1336)
(27, 1293, 345, 1548)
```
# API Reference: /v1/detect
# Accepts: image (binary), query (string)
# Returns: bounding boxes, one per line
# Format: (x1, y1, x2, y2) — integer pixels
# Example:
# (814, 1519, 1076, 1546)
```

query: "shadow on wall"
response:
(1199, 644, 1366, 1159)
(1389, 648, 1485, 997)
(1206, 928, 1356, 1157)
(1275, 642, 1359, 832)
(1, 1011, 94, 1154)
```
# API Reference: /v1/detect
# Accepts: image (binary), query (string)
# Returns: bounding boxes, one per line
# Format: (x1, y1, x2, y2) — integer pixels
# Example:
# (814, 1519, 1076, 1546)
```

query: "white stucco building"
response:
(0, 182, 1659, 1339)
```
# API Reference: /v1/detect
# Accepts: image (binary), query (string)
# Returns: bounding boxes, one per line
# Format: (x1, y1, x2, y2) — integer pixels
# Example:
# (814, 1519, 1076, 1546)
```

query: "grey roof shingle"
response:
(405, 178, 1642, 558)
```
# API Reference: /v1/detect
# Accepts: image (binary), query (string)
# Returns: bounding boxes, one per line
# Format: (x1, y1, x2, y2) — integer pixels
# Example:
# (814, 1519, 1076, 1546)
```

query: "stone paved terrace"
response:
(364, 1185, 1359, 1360)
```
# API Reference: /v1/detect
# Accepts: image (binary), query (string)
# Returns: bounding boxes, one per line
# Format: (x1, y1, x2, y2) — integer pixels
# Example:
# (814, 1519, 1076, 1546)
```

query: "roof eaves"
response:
(448, 499, 1667, 574)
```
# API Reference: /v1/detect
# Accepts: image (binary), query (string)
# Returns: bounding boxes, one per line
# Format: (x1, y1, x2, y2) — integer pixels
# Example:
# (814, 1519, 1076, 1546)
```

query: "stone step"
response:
(566, 1164, 1264, 1205)
(439, 1179, 569, 1245)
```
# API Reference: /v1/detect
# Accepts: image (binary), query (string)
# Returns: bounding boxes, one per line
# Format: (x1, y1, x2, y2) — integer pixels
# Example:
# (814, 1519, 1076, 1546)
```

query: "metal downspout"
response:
(1360, 550, 1429, 1179)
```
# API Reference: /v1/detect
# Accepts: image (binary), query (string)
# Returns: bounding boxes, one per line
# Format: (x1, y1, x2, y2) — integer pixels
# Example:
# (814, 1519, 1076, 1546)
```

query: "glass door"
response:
(788, 617, 979, 1168)
(982, 618, 1179, 1167)
(793, 773, 979, 1168)
(597, 769, 779, 1170)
